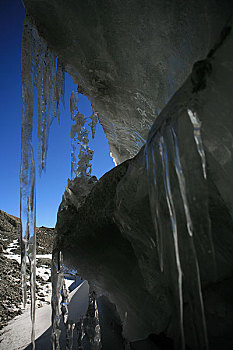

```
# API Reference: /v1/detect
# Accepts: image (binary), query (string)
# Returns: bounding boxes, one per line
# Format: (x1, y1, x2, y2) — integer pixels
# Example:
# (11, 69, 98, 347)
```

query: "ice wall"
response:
(55, 18, 233, 349)
(145, 114, 210, 349)
(116, 19, 233, 348)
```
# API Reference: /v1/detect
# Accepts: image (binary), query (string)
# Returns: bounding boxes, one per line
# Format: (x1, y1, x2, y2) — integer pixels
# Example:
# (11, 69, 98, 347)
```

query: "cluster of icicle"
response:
(51, 93, 101, 349)
(21, 18, 64, 348)
(51, 251, 102, 350)
(70, 90, 97, 180)
(145, 108, 213, 350)
(21, 17, 101, 349)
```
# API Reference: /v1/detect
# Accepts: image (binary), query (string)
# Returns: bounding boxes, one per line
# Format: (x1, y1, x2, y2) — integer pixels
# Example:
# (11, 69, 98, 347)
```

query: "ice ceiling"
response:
(20, 1, 233, 349)
(23, 0, 232, 164)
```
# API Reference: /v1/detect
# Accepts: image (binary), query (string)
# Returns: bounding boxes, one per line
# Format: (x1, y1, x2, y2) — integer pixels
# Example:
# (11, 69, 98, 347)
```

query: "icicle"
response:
(80, 290, 102, 350)
(187, 109, 207, 179)
(89, 111, 98, 139)
(51, 89, 99, 349)
(66, 323, 76, 349)
(56, 58, 65, 124)
(70, 91, 79, 121)
(21, 19, 37, 348)
(145, 143, 164, 271)
(51, 251, 64, 350)
(52, 252, 102, 349)
(70, 91, 95, 180)
(76, 321, 84, 350)
(146, 114, 212, 349)
(21, 18, 65, 349)
(28, 187, 37, 349)
(170, 128, 193, 237)
(61, 278, 70, 326)
(159, 135, 185, 350)
(170, 127, 209, 349)
(25, 19, 65, 174)
(52, 251, 78, 350)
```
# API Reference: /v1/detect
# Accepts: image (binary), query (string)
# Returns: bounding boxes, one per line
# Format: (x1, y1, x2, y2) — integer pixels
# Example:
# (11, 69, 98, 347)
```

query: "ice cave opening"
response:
(17, 1, 233, 350)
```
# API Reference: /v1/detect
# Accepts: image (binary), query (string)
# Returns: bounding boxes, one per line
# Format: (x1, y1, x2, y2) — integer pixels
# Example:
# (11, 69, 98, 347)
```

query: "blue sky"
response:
(0, 0, 114, 227)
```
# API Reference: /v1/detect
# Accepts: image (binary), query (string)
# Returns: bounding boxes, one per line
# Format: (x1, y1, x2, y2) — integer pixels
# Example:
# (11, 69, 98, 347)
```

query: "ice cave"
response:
(17, 0, 233, 349)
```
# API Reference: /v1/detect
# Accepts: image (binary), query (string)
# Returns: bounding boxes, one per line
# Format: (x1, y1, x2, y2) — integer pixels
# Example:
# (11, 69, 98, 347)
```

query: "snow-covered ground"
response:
(3, 245, 53, 307)
(0, 240, 53, 348)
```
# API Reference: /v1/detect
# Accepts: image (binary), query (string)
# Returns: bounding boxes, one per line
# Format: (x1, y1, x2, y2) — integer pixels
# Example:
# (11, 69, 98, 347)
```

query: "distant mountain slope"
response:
(0, 209, 54, 254)
(0, 210, 54, 330)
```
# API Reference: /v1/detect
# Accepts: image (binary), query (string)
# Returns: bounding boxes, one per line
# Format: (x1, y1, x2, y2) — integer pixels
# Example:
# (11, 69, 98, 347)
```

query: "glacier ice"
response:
(23, 0, 233, 164)
(146, 124, 210, 349)
(19, 1, 233, 349)
(54, 18, 233, 349)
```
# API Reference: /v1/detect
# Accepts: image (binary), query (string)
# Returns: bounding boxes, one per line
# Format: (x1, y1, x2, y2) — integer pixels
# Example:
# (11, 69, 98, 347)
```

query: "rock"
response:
(0, 210, 21, 233)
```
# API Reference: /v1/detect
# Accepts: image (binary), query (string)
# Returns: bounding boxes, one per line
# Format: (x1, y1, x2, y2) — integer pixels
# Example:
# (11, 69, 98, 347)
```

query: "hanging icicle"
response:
(21, 17, 65, 348)
(51, 90, 101, 349)
(70, 91, 95, 180)
(79, 289, 102, 350)
(187, 109, 207, 180)
(145, 108, 213, 349)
